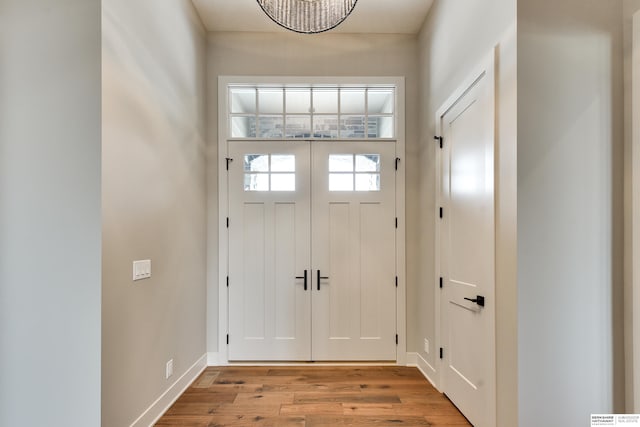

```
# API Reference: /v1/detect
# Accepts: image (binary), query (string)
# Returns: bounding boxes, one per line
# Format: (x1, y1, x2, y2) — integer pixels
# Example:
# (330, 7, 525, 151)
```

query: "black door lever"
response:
(464, 295, 485, 307)
(295, 270, 308, 291)
(317, 270, 329, 291)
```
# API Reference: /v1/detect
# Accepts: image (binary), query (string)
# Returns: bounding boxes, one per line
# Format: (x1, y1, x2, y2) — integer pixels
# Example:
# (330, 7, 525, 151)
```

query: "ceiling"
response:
(191, 0, 434, 34)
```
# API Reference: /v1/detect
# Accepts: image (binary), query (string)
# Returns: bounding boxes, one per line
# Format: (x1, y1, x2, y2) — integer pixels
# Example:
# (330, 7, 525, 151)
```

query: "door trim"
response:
(216, 76, 407, 365)
(434, 50, 497, 421)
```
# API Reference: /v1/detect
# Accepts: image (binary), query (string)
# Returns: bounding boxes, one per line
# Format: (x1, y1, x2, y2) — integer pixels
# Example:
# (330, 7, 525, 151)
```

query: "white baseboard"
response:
(207, 352, 220, 366)
(130, 353, 207, 427)
(406, 352, 438, 389)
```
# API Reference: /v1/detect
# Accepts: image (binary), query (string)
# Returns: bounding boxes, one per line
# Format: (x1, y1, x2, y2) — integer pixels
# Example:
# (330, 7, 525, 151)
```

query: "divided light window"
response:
(229, 86, 395, 139)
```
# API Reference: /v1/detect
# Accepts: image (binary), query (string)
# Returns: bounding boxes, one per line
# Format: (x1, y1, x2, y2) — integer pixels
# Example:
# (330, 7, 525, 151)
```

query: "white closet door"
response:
(440, 61, 496, 427)
(311, 141, 397, 361)
(228, 141, 311, 361)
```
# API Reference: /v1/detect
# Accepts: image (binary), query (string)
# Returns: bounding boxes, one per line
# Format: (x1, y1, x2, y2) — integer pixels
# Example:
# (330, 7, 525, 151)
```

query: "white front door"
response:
(228, 141, 396, 361)
(311, 142, 397, 361)
(228, 141, 311, 361)
(439, 58, 496, 426)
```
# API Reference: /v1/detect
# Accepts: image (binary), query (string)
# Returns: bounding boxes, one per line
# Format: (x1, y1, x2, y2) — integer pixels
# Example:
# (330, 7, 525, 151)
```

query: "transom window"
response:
(229, 86, 395, 139)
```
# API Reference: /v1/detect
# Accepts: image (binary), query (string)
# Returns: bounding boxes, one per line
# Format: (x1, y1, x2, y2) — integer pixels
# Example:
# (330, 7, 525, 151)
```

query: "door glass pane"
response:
(355, 173, 381, 191)
(258, 116, 284, 138)
(231, 116, 257, 138)
(355, 154, 380, 172)
(314, 116, 338, 139)
(230, 88, 256, 114)
(313, 89, 338, 113)
(271, 155, 295, 172)
(329, 154, 353, 172)
(368, 89, 394, 114)
(244, 173, 269, 191)
(271, 173, 296, 191)
(329, 173, 354, 191)
(368, 116, 394, 138)
(340, 89, 365, 114)
(285, 116, 311, 138)
(244, 154, 269, 172)
(286, 89, 311, 114)
(340, 116, 366, 138)
(258, 89, 284, 114)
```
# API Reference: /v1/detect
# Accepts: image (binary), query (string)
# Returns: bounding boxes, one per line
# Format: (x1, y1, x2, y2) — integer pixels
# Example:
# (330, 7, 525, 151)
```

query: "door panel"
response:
(312, 142, 396, 361)
(440, 64, 496, 427)
(228, 141, 311, 361)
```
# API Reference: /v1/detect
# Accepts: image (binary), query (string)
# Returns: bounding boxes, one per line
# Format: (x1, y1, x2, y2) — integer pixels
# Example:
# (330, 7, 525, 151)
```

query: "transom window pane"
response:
(314, 116, 338, 139)
(368, 90, 394, 114)
(313, 90, 338, 113)
(231, 116, 257, 138)
(258, 89, 283, 114)
(258, 116, 283, 138)
(231, 88, 256, 114)
(286, 89, 311, 113)
(340, 89, 366, 114)
(286, 116, 311, 139)
(340, 116, 366, 138)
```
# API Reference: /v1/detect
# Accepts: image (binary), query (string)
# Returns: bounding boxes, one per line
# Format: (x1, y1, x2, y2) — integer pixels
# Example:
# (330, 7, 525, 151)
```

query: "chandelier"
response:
(257, 0, 358, 34)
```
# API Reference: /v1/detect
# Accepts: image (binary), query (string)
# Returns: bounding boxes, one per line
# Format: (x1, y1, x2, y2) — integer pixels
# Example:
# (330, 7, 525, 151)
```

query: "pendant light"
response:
(257, 0, 358, 34)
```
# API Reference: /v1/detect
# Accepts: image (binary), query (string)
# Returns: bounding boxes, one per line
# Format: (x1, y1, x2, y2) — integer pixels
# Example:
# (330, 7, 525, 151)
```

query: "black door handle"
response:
(295, 270, 308, 291)
(464, 295, 485, 307)
(317, 269, 329, 290)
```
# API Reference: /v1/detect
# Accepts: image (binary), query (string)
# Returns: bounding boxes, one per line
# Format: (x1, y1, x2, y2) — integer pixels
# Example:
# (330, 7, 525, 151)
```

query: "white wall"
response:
(0, 1, 102, 426)
(417, 1, 518, 425)
(101, 0, 207, 425)
(518, 0, 625, 423)
(205, 32, 420, 355)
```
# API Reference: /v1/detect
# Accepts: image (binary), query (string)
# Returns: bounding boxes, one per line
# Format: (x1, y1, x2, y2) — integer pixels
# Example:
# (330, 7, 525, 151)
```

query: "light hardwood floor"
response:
(155, 366, 471, 426)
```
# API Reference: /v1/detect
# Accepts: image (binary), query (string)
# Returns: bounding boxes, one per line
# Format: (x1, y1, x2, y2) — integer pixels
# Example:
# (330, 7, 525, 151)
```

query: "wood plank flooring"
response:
(155, 366, 471, 427)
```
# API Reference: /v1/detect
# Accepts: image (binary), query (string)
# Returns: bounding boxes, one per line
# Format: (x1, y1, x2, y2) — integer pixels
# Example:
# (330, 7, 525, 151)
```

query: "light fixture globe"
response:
(257, 0, 358, 34)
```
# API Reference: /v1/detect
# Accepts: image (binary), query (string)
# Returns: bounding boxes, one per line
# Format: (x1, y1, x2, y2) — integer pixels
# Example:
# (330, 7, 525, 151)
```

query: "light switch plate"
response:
(133, 260, 151, 281)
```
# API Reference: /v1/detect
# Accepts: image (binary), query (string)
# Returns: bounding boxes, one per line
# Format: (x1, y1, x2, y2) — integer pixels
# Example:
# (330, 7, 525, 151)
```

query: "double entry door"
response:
(228, 140, 396, 361)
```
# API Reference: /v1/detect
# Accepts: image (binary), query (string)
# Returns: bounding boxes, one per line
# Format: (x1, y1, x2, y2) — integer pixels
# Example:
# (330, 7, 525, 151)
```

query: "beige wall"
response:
(0, 1, 102, 426)
(518, 0, 625, 423)
(205, 31, 420, 354)
(624, 0, 640, 412)
(101, 0, 207, 425)
(417, 1, 518, 426)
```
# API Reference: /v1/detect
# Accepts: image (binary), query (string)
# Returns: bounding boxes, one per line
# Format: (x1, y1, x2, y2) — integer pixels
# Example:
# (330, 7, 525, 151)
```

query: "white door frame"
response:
(216, 76, 407, 365)
(434, 49, 497, 413)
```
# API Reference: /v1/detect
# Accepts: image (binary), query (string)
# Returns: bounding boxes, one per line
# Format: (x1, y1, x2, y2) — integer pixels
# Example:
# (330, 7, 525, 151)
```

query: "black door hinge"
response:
(440, 347, 444, 359)
(226, 217, 229, 228)
(395, 157, 401, 171)
(226, 276, 229, 288)
(395, 218, 398, 229)
(395, 276, 398, 288)
(226, 334, 229, 345)
(225, 157, 233, 170)
(396, 334, 399, 345)
(434, 136, 443, 149)
(439, 277, 443, 289)
(439, 207, 443, 218)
